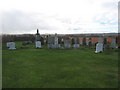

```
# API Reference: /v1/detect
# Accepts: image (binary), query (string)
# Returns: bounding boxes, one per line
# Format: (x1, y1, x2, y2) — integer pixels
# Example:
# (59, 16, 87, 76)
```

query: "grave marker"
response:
(9, 42, 16, 50)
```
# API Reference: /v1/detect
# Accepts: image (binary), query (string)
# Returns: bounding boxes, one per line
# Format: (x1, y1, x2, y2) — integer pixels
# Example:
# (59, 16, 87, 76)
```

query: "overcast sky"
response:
(0, 0, 119, 34)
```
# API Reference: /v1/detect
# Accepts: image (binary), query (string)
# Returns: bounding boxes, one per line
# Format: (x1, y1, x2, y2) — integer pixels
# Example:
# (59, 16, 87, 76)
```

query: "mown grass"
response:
(2, 41, 118, 88)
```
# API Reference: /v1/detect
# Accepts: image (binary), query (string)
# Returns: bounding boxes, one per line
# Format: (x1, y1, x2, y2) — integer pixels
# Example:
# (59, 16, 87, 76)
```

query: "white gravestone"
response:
(111, 38, 116, 48)
(95, 37, 103, 53)
(73, 44, 80, 48)
(95, 43, 103, 53)
(36, 41, 41, 48)
(9, 42, 16, 50)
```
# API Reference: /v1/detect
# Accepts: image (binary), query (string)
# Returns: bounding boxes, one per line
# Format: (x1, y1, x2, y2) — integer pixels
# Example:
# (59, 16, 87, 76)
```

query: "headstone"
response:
(111, 38, 116, 48)
(86, 38, 89, 46)
(52, 44, 61, 49)
(9, 42, 16, 50)
(48, 36, 54, 44)
(48, 34, 61, 49)
(95, 43, 103, 53)
(36, 41, 41, 48)
(95, 37, 104, 53)
(103, 38, 107, 50)
(73, 44, 80, 48)
(47, 36, 55, 49)
(73, 37, 80, 48)
(64, 40, 71, 48)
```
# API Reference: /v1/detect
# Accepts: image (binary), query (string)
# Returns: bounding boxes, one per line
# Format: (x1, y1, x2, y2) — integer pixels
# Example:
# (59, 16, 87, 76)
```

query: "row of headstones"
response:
(6, 41, 42, 50)
(6, 37, 117, 53)
(6, 40, 80, 50)
(47, 35, 80, 49)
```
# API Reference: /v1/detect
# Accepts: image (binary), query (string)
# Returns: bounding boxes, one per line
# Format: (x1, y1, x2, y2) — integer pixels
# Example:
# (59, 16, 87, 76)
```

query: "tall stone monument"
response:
(36, 29, 40, 41)
(35, 29, 41, 48)
(54, 33, 58, 45)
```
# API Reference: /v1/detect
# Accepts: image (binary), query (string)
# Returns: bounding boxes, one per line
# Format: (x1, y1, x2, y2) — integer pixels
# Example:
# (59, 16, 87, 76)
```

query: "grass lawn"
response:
(2, 42, 118, 88)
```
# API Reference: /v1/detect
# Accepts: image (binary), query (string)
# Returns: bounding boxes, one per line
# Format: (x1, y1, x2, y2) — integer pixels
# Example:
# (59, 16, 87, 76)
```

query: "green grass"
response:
(2, 42, 118, 88)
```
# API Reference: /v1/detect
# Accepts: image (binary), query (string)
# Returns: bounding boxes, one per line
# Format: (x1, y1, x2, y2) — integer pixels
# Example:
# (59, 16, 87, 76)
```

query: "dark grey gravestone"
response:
(111, 38, 116, 48)
(64, 40, 71, 48)
(48, 36, 54, 49)
(73, 37, 80, 48)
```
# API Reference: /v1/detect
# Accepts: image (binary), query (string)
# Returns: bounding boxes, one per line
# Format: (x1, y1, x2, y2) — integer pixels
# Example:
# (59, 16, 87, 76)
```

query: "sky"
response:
(0, 0, 119, 34)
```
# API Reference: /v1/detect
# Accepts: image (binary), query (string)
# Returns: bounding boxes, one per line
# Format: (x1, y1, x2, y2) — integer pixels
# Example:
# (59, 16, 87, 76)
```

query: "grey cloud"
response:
(1, 10, 60, 34)
(2, 10, 35, 33)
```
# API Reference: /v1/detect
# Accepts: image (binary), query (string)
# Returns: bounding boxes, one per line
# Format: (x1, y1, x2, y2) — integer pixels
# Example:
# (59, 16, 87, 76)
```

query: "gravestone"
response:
(36, 41, 41, 48)
(103, 38, 107, 50)
(73, 44, 80, 48)
(73, 37, 80, 48)
(48, 34, 61, 49)
(64, 40, 71, 48)
(86, 38, 89, 46)
(9, 42, 16, 50)
(95, 43, 103, 53)
(48, 36, 54, 48)
(54, 33, 61, 48)
(111, 38, 116, 48)
(95, 37, 103, 53)
(86, 38, 92, 46)
(48, 36, 54, 44)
